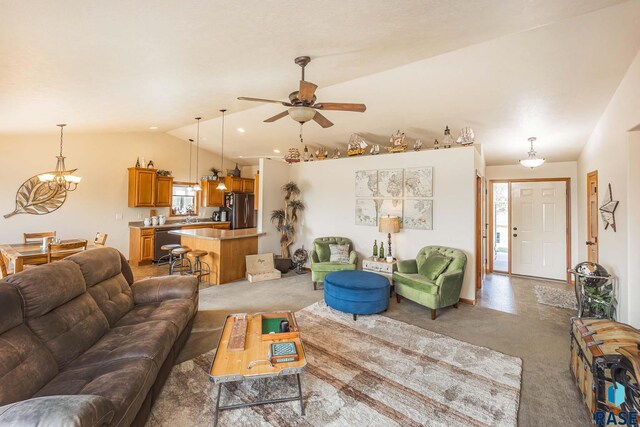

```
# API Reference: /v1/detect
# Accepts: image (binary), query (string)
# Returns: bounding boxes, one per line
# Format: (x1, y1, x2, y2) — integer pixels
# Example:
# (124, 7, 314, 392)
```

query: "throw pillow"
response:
(419, 252, 452, 281)
(329, 244, 350, 263)
(314, 242, 331, 262)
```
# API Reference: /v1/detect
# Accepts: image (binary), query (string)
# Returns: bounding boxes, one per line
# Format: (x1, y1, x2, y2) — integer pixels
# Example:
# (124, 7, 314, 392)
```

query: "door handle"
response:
(513, 227, 518, 231)
(513, 234, 517, 237)
(586, 241, 595, 246)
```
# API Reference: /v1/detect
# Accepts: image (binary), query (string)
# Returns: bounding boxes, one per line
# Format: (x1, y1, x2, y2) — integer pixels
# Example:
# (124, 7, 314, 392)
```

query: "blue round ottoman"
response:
(324, 270, 389, 320)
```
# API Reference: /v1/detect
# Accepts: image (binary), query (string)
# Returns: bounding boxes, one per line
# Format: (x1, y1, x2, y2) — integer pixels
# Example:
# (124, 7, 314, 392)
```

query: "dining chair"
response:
(0, 254, 12, 279)
(94, 232, 108, 246)
(47, 240, 88, 263)
(23, 231, 56, 244)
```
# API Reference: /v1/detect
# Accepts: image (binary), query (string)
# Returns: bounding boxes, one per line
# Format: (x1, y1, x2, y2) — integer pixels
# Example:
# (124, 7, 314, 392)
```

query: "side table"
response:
(362, 257, 397, 295)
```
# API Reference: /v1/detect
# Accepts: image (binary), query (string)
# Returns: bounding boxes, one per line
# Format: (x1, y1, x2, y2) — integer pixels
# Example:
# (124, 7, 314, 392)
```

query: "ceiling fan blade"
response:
(264, 110, 289, 122)
(238, 97, 292, 106)
(298, 80, 318, 102)
(312, 111, 334, 128)
(314, 102, 366, 112)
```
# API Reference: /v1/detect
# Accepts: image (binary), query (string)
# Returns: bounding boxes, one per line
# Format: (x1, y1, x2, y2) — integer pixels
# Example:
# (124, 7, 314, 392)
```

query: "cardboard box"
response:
(246, 253, 282, 283)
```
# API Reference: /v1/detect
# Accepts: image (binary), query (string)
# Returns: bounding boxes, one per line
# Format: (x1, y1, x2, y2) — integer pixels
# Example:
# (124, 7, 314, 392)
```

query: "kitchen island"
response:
(169, 228, 264, 284)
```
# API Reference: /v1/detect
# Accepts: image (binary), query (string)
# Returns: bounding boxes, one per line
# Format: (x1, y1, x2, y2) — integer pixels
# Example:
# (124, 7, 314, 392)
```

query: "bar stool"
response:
(188, 250, 211, 284)
(170, 246, 192, 275)
(158, 244, 181, 268)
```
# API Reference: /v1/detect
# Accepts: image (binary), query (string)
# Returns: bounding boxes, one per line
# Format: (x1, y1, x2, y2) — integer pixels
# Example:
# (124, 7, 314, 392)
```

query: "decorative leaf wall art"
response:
(3, 174, 67, 218)
(599, 183, 619, 232)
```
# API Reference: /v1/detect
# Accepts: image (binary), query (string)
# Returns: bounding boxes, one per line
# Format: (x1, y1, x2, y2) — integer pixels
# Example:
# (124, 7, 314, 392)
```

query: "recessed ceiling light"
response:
(149, 126, 158, 130)
(237, 128, 245, 133)
(238, 156, 244, 158)
(200, 137, 207, 141)
(273, 149, 281, 153)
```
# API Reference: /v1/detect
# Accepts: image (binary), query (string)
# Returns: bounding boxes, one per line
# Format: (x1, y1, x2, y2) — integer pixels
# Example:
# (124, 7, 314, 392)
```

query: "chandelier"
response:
(38, 124, 82, 191)
(519, 137, 545, 169)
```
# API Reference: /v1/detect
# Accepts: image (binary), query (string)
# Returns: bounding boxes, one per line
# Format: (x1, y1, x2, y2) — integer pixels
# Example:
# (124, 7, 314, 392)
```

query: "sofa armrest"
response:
(397, 259, 418, 274)
(0, 395, 115, 427)
(131, 275, 198, 305)
(349, 251, 357, 265)
(310, 250, 320, 264)
(436, 271, 464, 305)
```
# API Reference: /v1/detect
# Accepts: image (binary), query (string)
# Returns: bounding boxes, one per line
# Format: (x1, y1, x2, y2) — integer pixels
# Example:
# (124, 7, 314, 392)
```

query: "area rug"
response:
(147, 302, 522, 426)
(534, 284, 577, 310)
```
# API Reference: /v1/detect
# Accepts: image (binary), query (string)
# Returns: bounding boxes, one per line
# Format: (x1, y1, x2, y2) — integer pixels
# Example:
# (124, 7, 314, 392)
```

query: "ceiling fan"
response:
(237, 56, 366, 128)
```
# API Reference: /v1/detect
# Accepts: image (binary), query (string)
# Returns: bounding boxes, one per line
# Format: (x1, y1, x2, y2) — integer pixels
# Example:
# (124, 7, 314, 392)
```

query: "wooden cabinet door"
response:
(242, 178, 255, 193)
(202, 180, 225, 207)
(128, 168, 156, 207)
(226, 177, 243, 192)
(155, 176, 173, 207)
(213, 223, 230, 230)
(141, 235, 154, 261)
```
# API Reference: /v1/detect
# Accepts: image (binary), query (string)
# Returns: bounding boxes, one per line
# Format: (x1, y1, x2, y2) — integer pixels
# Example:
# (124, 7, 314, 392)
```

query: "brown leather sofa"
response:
(0, 247, 198, 426)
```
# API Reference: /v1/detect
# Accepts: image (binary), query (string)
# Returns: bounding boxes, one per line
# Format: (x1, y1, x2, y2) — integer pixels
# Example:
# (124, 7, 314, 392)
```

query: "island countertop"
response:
(169, 228, 264, 241)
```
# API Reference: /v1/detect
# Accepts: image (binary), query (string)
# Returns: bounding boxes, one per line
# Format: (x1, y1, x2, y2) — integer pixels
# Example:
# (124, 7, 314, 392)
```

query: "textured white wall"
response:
(577, 49, 640, 326)
(287, 147, 479, 302)
(257, 159, 291, 256)
(0, 132, 227, 257)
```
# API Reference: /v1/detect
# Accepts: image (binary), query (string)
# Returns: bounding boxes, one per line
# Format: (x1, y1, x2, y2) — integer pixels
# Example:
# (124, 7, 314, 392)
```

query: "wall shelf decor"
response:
(599, 183, 619, 231)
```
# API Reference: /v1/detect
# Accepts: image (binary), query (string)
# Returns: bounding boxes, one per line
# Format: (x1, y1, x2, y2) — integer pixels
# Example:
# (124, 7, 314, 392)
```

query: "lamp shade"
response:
(379, 215, 400, 233)
(288, 106, 316, 123)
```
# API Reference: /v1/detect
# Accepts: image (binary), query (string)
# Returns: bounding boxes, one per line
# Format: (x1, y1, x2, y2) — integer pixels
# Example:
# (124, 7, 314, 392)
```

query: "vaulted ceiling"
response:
(1, 0, 638, 165)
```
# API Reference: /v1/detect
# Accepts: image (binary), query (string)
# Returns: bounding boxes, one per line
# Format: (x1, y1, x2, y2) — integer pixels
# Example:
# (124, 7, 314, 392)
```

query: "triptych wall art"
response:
(354, 167, 433, 229)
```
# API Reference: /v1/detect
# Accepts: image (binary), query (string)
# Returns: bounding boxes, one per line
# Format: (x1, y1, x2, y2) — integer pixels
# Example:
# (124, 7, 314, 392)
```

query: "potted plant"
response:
(270, 181, 305, 273)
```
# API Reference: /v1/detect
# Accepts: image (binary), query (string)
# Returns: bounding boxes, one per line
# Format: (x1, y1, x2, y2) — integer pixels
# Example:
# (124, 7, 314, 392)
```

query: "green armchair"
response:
(392, 246, 467, 320)
(310, 237, 357, 290)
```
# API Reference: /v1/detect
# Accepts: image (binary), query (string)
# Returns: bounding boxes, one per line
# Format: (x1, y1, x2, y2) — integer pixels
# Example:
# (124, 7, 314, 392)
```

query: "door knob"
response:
(513, 234, 518, 237)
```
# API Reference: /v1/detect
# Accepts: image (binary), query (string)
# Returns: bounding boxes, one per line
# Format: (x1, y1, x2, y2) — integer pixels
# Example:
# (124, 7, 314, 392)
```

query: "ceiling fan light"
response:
(288, 106, 316, 123)
(519, 157, 546, 168)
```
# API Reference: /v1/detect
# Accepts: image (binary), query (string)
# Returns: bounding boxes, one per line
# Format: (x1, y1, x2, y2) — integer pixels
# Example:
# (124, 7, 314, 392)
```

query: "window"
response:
(171, 183, 199, 216)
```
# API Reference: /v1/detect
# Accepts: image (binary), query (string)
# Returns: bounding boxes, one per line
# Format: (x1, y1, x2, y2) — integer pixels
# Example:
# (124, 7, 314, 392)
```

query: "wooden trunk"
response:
(570, 317, 640, 417)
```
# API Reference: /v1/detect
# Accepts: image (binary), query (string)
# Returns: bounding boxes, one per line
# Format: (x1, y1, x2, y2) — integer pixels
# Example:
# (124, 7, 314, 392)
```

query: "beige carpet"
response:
(147, 302, 522, 426)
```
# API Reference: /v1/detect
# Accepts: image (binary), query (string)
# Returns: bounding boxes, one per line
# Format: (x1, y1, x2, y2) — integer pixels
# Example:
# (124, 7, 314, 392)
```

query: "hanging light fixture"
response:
(519, 137, 545, 169)
(216, 109, 228, 191)
(38, 124, 82, 191)
(192, 117, 202, 192)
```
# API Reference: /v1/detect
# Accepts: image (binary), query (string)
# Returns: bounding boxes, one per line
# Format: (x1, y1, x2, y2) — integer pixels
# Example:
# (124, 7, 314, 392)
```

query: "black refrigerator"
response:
(224, 192, 255, 229)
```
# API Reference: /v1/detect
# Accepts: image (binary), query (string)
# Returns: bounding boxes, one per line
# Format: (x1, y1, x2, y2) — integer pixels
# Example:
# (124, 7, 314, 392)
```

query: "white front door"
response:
(511, 181, 567, 280)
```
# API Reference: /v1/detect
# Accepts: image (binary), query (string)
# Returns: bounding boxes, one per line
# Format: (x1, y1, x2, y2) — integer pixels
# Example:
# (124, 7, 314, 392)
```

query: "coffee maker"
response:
(211, 211, 221, 222)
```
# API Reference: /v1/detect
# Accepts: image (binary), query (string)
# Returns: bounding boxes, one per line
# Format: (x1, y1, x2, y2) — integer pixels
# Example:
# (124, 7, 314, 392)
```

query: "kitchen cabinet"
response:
(241, 178, 254, 193)
(155, 176, 173, 207)
(129, 228, 155, 266)
(128, 168, 157, 207)
(213, 223, 231, 230)
(225, 176, 243, 192)
(201, 180, 225, 207)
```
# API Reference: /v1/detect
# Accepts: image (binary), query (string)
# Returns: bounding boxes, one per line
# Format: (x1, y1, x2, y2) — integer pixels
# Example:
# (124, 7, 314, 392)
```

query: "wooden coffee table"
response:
(209, 312, 307, 426)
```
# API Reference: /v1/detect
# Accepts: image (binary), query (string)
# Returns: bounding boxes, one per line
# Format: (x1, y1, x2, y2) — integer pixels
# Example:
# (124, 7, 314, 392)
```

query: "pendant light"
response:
(519, 137, 545, 169)
(216, 109, 228, 191)
(192, 117, 202, 192)
(38, 124, 82, 191)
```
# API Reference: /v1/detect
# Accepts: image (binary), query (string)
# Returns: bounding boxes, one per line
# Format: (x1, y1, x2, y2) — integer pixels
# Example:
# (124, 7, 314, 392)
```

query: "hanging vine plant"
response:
(4, 174, 67, 218)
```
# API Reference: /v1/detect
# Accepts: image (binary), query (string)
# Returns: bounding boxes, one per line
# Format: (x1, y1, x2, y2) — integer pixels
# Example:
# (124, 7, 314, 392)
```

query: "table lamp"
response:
(379, 215, 400, 262)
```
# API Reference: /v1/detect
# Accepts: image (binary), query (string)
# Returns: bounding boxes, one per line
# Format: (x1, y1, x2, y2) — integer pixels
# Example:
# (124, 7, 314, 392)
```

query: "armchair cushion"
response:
(396, 259, 418, 274)
(131, 275, 198, 305)
(0, 395, 116, 427)
(418, 252, 452, 281)
(311, 262, 357, 272)
(311, 237, 354, 263)
(329, 244, 350, 263)
(313, 242, 331, 263)
(392, 273, 438, 295)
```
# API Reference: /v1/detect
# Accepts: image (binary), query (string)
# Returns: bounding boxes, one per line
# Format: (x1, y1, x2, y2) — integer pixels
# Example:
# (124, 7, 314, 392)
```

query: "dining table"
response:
(0, 240, 96, 273)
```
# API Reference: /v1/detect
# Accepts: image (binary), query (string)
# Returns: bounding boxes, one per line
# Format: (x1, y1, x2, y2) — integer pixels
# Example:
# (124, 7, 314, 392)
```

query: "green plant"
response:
(270, 181, 304, 258)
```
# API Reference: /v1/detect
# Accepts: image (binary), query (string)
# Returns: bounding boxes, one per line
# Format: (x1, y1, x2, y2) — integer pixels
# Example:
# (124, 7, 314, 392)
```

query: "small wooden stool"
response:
(170, 246, 192, 275)
(158, 244, 181, 268)
(188, 249, 211, 283)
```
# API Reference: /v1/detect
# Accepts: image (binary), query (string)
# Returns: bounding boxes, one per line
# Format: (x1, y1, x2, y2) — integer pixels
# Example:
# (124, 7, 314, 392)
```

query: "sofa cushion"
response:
(0, 324, 59, 406)
(0, 284, 22, 335)
(311, 262, 357, 272)
(0, 395, 116, 427)
(116, 299, 194, 334)
(328, 244, 350, 263)
(314, 242, 331, 262)
(393, 272, 439, 295)
(418, 252, 452, 281)
(35, 358, 157, 427)
(4, 260, 86, 318)
(86, 273, 134, 327)
(67, 247, 123, 288)
(26, 293, 110, 369)
(71, 321, 176, 369)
